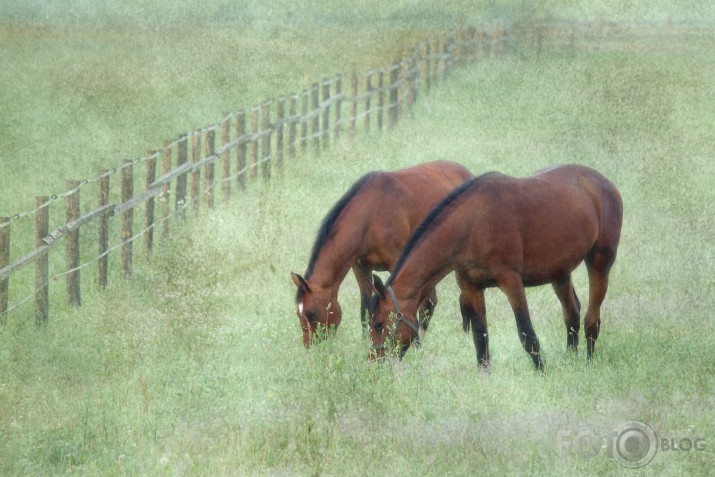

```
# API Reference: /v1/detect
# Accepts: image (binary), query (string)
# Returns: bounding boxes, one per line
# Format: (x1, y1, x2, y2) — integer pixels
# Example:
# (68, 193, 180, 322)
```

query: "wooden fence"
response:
(0, 26, 510, 323)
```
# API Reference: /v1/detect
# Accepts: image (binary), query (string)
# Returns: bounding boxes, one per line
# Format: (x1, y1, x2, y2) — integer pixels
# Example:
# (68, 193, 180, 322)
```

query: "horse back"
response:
(350, 161, 474, 267)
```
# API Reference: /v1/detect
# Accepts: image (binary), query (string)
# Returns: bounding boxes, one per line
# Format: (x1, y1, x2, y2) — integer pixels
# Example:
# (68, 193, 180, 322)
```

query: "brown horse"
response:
(291, 161, 474, 347)
(368, 164, 623, 370)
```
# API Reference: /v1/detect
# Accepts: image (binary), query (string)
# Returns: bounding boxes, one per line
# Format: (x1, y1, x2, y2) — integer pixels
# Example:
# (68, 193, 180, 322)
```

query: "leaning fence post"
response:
(191, 133, 201, 214)
(161, 141, 172, 235)
(236, 110, 247, 188)
(121, 161, 134, 278)
(98, 171, 109, 290)
(0, 217, 9, 321)
(35, 196, 49, 325)
(221, 114, 232, 202)
(205, 129, 216, 209)
(261, 100, 272, 178)
(144, 153, 157, 253)
(66, 180, 81, 307)
(176, 135, 188, 217)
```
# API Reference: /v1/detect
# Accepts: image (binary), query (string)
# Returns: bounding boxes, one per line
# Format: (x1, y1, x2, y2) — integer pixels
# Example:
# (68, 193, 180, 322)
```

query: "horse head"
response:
(367, 274, 420, 360)
(291, 272, 342, 348)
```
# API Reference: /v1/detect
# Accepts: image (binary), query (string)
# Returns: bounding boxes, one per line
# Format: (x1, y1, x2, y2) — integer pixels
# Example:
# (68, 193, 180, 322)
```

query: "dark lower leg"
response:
(552, 277, 581, 353)
(459, 287, 489, 368)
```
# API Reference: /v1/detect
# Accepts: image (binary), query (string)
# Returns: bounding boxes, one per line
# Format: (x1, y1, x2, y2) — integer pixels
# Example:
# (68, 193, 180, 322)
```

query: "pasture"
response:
(1, 2, 715, 476)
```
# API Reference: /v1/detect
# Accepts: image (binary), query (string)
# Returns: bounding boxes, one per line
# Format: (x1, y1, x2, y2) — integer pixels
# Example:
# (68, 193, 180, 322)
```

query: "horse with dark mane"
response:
(368, 164, 623, 370)
(291, 161, 473, 347)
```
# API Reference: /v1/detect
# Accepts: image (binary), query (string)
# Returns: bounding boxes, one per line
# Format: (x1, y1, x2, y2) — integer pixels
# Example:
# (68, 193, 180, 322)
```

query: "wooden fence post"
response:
(425, 41, 432, 93)
(205, 129, 216, 209)
(261, 100, 272, 178)
(176, 135, 188, 217)
(0, 217, 9, 321)
(300, 90, 308, 155)
(389, 60, 400, 128)
(288, 96, 297, 160)
(144, 153, 157, 253)
(276, 97, 285, 169)
(334, 75, 342, 140)
(377, 70, 385, 131)
(365, 72, 372, 134)
(35, 196, 49, 325)
(350, 73, 358, 137)
(66, 180, 81, 307)
(162, 141, 172, 235)
(98, 172, 109, 290)
(221, 114, 231, 202)
(311, 83, 320, 154)
(191, 133, 201, 214)
(236, 110, 247, 188)
(250, 107, 259, 178)
(443, 36, 452, 80)
(432, 38, 441, 85)
(411, 49, 420, 106)
(121, 161, 133, 278)
(321, 80, 330, 149)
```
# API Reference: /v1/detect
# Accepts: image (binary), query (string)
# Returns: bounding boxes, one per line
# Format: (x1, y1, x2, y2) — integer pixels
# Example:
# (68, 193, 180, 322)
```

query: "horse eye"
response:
(373, 321, 383, 332)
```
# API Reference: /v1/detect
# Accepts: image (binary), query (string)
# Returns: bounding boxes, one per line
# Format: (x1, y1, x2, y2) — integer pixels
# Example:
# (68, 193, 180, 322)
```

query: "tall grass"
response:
(1, 19, 714, 474)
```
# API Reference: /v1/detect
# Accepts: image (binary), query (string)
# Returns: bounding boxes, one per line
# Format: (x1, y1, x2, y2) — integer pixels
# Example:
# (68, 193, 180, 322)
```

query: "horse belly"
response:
(520, 209, 598, 286)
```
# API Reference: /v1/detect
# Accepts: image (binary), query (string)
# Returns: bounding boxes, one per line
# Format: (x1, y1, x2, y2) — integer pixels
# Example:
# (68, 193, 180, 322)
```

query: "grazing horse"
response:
(368, 164, 623, 370)
(291, 161, 474, 347)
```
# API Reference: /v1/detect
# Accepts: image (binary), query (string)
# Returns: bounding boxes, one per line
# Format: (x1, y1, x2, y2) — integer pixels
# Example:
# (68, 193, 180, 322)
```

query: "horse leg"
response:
(417, 287, 438, 332)
(498, 271, 543, 370)
(584, 249, 617, 359)
(459, 287, 490, 370)
(352, 263, 372, 336)
(552, 275, 581, 353)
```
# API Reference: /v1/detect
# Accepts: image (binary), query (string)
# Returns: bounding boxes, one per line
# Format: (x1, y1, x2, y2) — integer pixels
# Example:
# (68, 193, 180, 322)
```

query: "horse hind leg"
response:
(498, 271, 544, 370)
(552, 275, 581, 353)
(584, 248, 617, 359)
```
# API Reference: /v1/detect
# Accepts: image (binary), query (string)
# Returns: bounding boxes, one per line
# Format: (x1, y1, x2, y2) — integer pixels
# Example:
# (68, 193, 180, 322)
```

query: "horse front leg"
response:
(457, 273, 490, 370)
(352, 263, 372, 336)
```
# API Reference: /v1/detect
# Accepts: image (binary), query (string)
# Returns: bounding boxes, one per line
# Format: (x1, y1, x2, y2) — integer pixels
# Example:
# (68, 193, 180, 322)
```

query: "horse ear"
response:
(291, 272, 310, 292)
(372, 273, 386, 297)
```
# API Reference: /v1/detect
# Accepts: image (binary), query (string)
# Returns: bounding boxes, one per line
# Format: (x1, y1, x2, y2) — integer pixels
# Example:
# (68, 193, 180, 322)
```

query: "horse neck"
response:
(308, 226, 362, 291)
(390, 230, 459, 310)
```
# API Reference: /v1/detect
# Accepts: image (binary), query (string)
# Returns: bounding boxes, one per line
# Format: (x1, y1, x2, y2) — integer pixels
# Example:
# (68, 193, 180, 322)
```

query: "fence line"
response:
(0, 24, 515, 322)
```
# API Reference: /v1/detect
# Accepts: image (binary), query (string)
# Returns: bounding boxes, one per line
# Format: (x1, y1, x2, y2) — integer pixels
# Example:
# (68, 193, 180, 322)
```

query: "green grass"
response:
(2, 2, 715, 476)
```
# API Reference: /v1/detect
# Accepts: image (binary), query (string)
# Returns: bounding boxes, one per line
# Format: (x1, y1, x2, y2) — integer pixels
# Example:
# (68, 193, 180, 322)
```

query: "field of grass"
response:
(2, 2, 715, 476)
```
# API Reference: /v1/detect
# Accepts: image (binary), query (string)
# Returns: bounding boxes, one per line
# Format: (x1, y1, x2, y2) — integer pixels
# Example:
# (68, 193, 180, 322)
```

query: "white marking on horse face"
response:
(298, 301, 304, 317)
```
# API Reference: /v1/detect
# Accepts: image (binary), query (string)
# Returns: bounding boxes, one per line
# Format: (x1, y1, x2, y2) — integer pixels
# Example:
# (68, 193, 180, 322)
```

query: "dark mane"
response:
(304, 172, 377, 279)
(387, 172, 496, 286)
